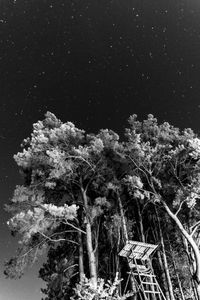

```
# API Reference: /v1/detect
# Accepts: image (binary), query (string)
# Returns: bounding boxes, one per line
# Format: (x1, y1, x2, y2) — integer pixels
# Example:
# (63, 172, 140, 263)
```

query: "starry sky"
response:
(1, 0, 200, 299)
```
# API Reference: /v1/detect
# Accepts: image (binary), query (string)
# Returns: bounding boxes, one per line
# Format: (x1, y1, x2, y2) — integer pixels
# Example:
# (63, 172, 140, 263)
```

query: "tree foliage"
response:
(5, 112, 200, 300)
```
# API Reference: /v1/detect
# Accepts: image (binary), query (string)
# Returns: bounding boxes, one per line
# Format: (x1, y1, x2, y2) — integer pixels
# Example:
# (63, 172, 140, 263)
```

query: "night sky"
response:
(1, 0, 200, 299)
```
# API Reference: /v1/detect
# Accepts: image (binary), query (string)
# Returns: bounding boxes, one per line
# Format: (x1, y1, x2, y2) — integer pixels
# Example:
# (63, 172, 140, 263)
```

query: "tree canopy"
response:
(5, 112, 200, 300)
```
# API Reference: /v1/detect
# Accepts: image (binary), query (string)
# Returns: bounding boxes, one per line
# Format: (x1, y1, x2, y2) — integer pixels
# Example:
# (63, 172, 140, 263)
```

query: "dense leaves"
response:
(5, 112, 200, 299)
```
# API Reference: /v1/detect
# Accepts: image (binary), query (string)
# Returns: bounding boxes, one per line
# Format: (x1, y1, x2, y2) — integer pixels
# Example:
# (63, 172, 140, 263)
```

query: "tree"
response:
(5, 112, 132, 299)
(124, 114, 200, 299)
(6, 112, 200, 300)
(6, 113, 98, 280)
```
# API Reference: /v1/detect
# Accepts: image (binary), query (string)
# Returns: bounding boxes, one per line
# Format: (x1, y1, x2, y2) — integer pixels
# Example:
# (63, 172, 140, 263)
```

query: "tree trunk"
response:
(157, 250, 171, 300)
(162, 200, 200, 300)
(81, 188, 97, 287)
(182, 236, 199, 300)
(78, 231, 85, 282)
(137, 200, 157, 300)
(151, 219, 171, 300)
(135, 199, 145, 243)
(156, 208, 175, 300)
(167, 235, 185, 300)
(117, 191, 137, 299)
(117, 192, 128, 242)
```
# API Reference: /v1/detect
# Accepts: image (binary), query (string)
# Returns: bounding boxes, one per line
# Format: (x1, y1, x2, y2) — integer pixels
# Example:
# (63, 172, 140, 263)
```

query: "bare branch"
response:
(190, 221, 200, 236)
(64, 263, 78, 273)
(62, 220, 86, 234)
(175, 200, 186, 216)
(20, 239, 46, 258)
(38, 231, 79, 245)
(128, 155, 153, 190)
(66, 155, 95, 172)
(170, 161, 184, 189)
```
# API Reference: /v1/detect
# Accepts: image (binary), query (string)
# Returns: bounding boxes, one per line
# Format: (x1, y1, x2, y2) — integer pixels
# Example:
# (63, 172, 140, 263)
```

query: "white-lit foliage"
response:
(7, 187, 78, 244)
(8, 111, 105, 246)
(71, 275, 133, 300)
(6, 112, 200, 296)
(6, 112, 120, 279)
(189, 137, 200, 159)
(5, 183, 78, 279)
(124, 114, 200, 210)
(13, 112, 123, 191)
(9, 112, 200, 244)
(13, 112, 87, 186)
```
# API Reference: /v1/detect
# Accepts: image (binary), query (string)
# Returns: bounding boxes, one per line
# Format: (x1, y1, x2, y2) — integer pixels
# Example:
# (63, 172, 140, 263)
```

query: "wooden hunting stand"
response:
(119, 240, 166, 300)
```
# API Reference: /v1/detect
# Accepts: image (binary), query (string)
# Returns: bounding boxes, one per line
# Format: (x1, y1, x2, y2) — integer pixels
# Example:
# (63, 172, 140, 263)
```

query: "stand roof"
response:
(119, 240, 158, 261)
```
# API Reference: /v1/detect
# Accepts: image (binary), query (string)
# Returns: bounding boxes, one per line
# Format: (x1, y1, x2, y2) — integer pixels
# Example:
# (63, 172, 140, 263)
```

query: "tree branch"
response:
(64, 263, 78, 273)
(128, 155, 152, 188)
(161, 199, 200, 282)
(175, 200, 186, 216)
(38, 231, 79, 245)
(190, 221, 200, 236)
(66, 155, 95, 172)
(62, 220, 86, 234)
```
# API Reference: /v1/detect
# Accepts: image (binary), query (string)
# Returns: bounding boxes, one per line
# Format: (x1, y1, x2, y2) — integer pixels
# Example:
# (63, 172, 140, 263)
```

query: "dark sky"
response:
(1, 0, 200, 298)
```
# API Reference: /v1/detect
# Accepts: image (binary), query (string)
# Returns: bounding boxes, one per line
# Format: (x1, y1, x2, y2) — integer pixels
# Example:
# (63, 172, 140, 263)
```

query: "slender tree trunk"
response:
(78, 231, 85, 282)
(136, 200, 157, 300)
(157, 250, 171, 300)
(156, 207, 175, 300)
(167, 234, 185, 300)
(182, 236, 199, 300)
(117, 192, 128, 242)
(136, 199, 145, 243)
(151, 221, 170, 300)
(117, 191, 137, 299)
(162, 200, 200, 300)
(151, 220, 170, 300)
(81, 188, 97, 287)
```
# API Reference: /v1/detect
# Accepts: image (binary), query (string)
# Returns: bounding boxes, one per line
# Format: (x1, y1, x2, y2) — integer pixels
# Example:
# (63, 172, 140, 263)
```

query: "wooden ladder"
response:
(132, 272, 166, 300)
(129, 258, 166, 300)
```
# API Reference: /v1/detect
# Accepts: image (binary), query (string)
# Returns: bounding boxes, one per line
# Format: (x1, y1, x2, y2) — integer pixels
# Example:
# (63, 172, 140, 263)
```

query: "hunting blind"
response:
(119, 240, 166, 300)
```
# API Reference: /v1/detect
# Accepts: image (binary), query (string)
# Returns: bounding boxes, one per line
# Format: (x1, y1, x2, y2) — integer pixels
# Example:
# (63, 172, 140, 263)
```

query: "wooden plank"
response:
(141, 282, 158, 285)
(129, 263, 149, 271)
(144, 290, 160, 294)
(132, 273, 156, 277)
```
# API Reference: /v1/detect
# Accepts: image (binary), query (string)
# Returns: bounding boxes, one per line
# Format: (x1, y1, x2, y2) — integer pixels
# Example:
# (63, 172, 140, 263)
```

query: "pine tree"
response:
(6, 112, 200, 300)
(124, 114, 200, 298)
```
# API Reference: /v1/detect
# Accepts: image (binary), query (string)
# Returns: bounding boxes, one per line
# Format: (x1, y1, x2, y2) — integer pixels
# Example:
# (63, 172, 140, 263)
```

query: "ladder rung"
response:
(142, 281, 158, 285)
(144, 290, 160, 294)
(132, 273, 156, 277)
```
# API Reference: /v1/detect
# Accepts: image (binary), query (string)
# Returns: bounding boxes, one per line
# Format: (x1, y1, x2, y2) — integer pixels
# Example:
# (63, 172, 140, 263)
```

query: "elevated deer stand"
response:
(119, 240, 166, 300)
